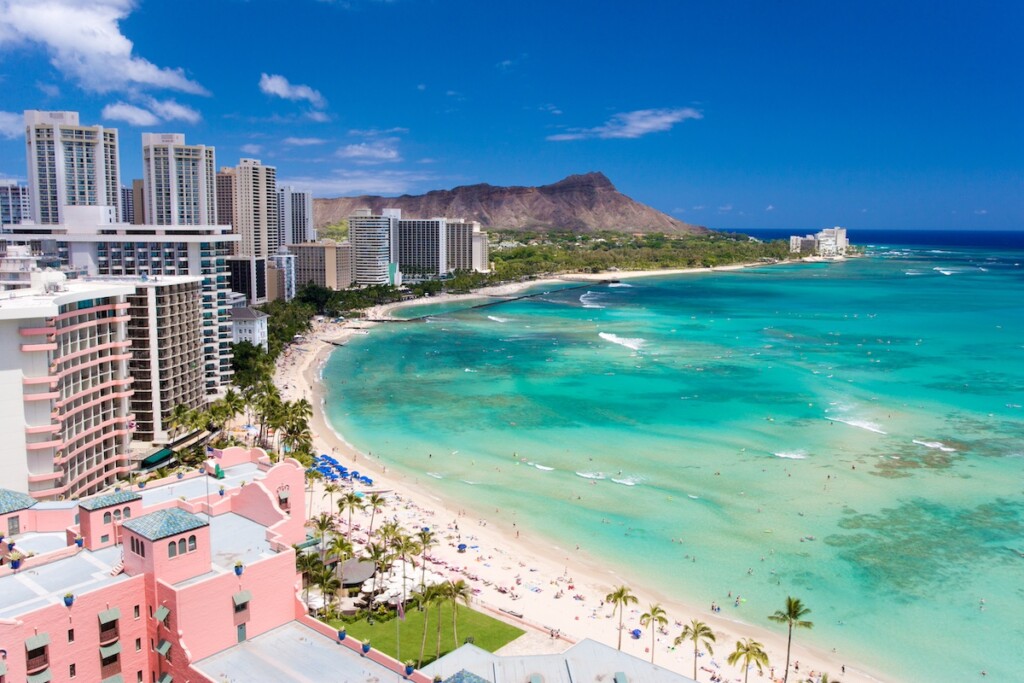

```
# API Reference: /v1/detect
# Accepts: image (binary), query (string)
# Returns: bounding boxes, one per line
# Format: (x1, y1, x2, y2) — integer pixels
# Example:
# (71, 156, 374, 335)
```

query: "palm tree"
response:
(392, 532, 421, 612)
(305, 468, 322, 519)
(307, 512, 336, 562)
(605, 585, 639, 650)
(314, 565, 341, 616)
(675, 619, 717, 681)
(168, 403, 193, 441)
(295, 551, 323, 605)
(364, 492, 387, 541)
(364, 541, 390, 597)
(377, 520, 401, 549)
(338, 492, 365, 540)
(768, 596, 813, 683)
(322, 482, 340, 516)
(222, 388, 245, 421)
(727, 638, 769, 683)
(327, 535, 353, 593)
(414, 584, 443, 668)
(640, 603, 668, 663)
(416, 528, 437, 590)
(446, 579, 473, 647)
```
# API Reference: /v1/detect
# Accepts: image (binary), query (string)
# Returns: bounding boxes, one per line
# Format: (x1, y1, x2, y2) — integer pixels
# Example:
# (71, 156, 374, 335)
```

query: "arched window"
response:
(178, 539, 186, 555)
(113, 510, 121, 521)
(168, 541, 177, 558)
(123, 507, 131, 518)
(187, 535, 197, 552)
(103, 512, 112, 524)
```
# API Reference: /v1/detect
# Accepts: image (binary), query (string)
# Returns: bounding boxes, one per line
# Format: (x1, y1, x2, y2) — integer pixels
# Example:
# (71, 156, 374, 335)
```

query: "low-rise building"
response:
(789, 227, 849, 257)
(230, 307, 269, 351)
(289, 240, 353, 291)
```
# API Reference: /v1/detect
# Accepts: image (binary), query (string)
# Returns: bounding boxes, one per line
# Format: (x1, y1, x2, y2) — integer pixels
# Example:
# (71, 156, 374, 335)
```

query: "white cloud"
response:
(974, 208, 988, 215)
(101, 97, 200, 126)
(348, 127, 408, 137)
(416, 83, 426, 91)
(0, 110, 23, 139)
(259, 73, 326, 109)
(277, 169, 435, 197)
(538, 103, 562, 115)
(283, 137, 326, 146)
(718, 204, 733, 213)
(36, 81, 60, 97)
(336, 140, 401, 164)
(306, 110, 330, 123)
(240, 143, 262, 155)
(0, 0, 207, 95)
(101, 102, 160, 126)
(765, 204, 775, 211)
(692, 205, 705, 211)
(547, 107, 702, 141)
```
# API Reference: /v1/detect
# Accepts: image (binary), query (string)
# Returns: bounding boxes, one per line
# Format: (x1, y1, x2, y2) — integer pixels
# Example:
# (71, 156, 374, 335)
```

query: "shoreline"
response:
(275, 262, 891, 683)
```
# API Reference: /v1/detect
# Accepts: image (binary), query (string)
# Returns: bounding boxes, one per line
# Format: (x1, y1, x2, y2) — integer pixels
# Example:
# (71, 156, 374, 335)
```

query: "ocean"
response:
(322, 230, 1024, 682)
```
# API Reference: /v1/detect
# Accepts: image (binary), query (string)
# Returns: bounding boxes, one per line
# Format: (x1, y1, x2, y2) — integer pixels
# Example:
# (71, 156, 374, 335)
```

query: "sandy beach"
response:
(274, 267, 890, 683)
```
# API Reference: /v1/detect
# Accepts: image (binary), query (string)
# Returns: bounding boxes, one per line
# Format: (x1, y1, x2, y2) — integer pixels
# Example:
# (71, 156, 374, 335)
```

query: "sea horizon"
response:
(322, 232, 1024, 682)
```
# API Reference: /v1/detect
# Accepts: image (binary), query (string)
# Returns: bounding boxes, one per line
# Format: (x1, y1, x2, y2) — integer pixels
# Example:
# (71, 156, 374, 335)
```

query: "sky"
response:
(0, 0, 1021, 231)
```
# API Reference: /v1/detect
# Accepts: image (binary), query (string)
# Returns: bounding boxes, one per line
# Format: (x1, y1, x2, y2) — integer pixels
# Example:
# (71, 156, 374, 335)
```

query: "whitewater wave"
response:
(608, 282, 633, 288)
(575, 471, 606, 480)
(487, 315, 509, 323)
(580, 291, 605, 309)
(534, 463, 555, 471)
(905, 270, 924, 276)
(611, 477, 641, 487)
(913, 439, 957, 453)
(426, 472, 444, 479)
(599, 332, 646, 351)
(772, 451, 808, 460)
(460, 480, 479, 485)
(830, 418, 888, 435)
(464, 368, 477, 373)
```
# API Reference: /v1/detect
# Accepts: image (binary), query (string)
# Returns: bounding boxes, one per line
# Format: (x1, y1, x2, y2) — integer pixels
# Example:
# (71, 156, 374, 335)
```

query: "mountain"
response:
(312, 172, 706, 234)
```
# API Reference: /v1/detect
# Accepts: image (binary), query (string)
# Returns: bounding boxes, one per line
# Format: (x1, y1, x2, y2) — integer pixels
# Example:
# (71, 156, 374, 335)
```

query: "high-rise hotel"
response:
(141, 133, 217, 227)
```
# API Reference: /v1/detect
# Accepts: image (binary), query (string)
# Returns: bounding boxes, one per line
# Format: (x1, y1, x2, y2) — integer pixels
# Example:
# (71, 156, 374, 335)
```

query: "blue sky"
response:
(0, 0, 1021, 231)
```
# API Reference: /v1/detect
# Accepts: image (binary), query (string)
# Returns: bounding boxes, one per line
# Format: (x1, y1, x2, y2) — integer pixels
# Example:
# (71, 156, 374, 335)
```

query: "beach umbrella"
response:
(457, 543, 467, 553)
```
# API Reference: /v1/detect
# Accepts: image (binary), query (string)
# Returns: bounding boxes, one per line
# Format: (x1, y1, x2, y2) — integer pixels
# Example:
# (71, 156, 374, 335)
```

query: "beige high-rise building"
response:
(290, 240, 354, 290)
(446, 219, 490, 273)
(141, 133, 217, 226)
(131, 178, 146, 224)
(217, 159, 277, 259)
(24, 110, 121, 225)
(119, 275, 206, 444)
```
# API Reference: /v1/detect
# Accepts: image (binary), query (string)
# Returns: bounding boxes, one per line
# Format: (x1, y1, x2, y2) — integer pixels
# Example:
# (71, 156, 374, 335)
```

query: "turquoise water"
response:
(324, 245, 1024, 682)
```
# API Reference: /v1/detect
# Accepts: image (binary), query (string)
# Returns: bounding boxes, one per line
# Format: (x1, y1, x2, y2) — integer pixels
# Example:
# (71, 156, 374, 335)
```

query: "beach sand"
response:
(274, 269, 890, 683)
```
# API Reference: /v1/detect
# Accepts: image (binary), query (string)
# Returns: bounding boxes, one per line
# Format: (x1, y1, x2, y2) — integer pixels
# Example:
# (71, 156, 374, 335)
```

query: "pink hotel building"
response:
(0, 447, 430, 683)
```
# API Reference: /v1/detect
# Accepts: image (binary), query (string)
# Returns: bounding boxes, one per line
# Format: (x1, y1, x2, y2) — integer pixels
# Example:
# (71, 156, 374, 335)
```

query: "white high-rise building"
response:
(349, 209, 399, 286)
(24, 110, 121, 224)
(142, 133, 217, 226)
(277, 186, 314, 247)
(1, 181, 31, 227)
(0, 270, 135, 499)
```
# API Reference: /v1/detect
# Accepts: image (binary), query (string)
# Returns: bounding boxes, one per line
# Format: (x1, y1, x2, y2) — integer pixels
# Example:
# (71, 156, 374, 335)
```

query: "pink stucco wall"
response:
(0, 574, 149, 682)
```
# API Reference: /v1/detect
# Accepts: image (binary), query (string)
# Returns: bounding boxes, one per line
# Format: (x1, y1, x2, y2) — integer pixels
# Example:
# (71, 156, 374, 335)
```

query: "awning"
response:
(0, 661, 6, 675)
(278, 490, 290, 500)
(154, 605, 170, 622)
(102, 675, 124, 683)
(156, 639, 172, 656)
(232, 590, 252, 606)
(98, 607, 121, 624)
(141, 448, 175, 469)
(99, 641, 122, 658)
(27, 671, 52, 683)
(25, 632, 50, 649)
(157, 674, 173, 683)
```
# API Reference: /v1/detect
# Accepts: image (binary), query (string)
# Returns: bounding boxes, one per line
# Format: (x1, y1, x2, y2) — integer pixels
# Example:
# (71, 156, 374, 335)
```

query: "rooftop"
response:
(78, 490, 141, 511)
(230, 306, 269, 321)
(193, 621, 399, 683)
(122, 508, 208, 541)
(0, 545, 127, 619)
(0, 488, 36, 515)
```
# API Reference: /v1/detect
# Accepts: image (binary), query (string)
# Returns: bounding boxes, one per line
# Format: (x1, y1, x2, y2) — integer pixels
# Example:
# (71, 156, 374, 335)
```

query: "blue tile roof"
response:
(78, 490, 141, 511)
(445, 671, 492, 683)
(0, 489, 36, 515)
(122, 508, 207, 541)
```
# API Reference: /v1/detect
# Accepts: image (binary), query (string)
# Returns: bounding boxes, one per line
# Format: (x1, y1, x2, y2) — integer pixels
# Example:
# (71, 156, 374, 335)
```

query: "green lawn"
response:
(328, 604, 524, 667)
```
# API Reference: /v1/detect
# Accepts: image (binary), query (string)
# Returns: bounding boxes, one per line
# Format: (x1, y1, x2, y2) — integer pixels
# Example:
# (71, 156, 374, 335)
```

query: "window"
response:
(123, 507, 131, 518)
(101, 652, 119, 667)
(167, 541, 176, 558)
(134, 605, 140, 619)
(68, 628, 75, 642)
(137, 672, 143, 683)
(103, 512, 112, 524)
(187, 535, 196, 552)
(70, 663, 77, 678)
(135, 638, 141, 651)
(177, 539, 186, 555)
(113, 510, 122, 521)
(234, 601, 249, 614)
(101, 534, 109, 543)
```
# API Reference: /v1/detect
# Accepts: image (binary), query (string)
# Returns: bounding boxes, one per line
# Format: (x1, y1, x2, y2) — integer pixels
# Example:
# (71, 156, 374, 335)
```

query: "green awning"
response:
(98, 607, 121, 624)
(156, 639, 172, 656)
(232, 590, 252, 606)
(277, 490, 290, 500)
(0, 661, 7, 675)
(25, 632, 50, 649)
(295, 536, 319, 549)
(102, 675, 124, 683)
(154, 605, 170, 622)
(27, 671, 52, 683)
(141, 448, 175, 468)
(613, 674, 627, 683)
(157, 674, 173, 683)
(99, 642, 122, 658)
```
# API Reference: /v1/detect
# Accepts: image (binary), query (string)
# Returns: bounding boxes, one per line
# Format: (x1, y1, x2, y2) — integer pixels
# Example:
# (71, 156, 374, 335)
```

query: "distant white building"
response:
(230, 306, 269, 350)
(1, 181, 31, 227)
(277, 186, 314, 247)
(349, 208, 400, 286)
(789, 226, 848, 256)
